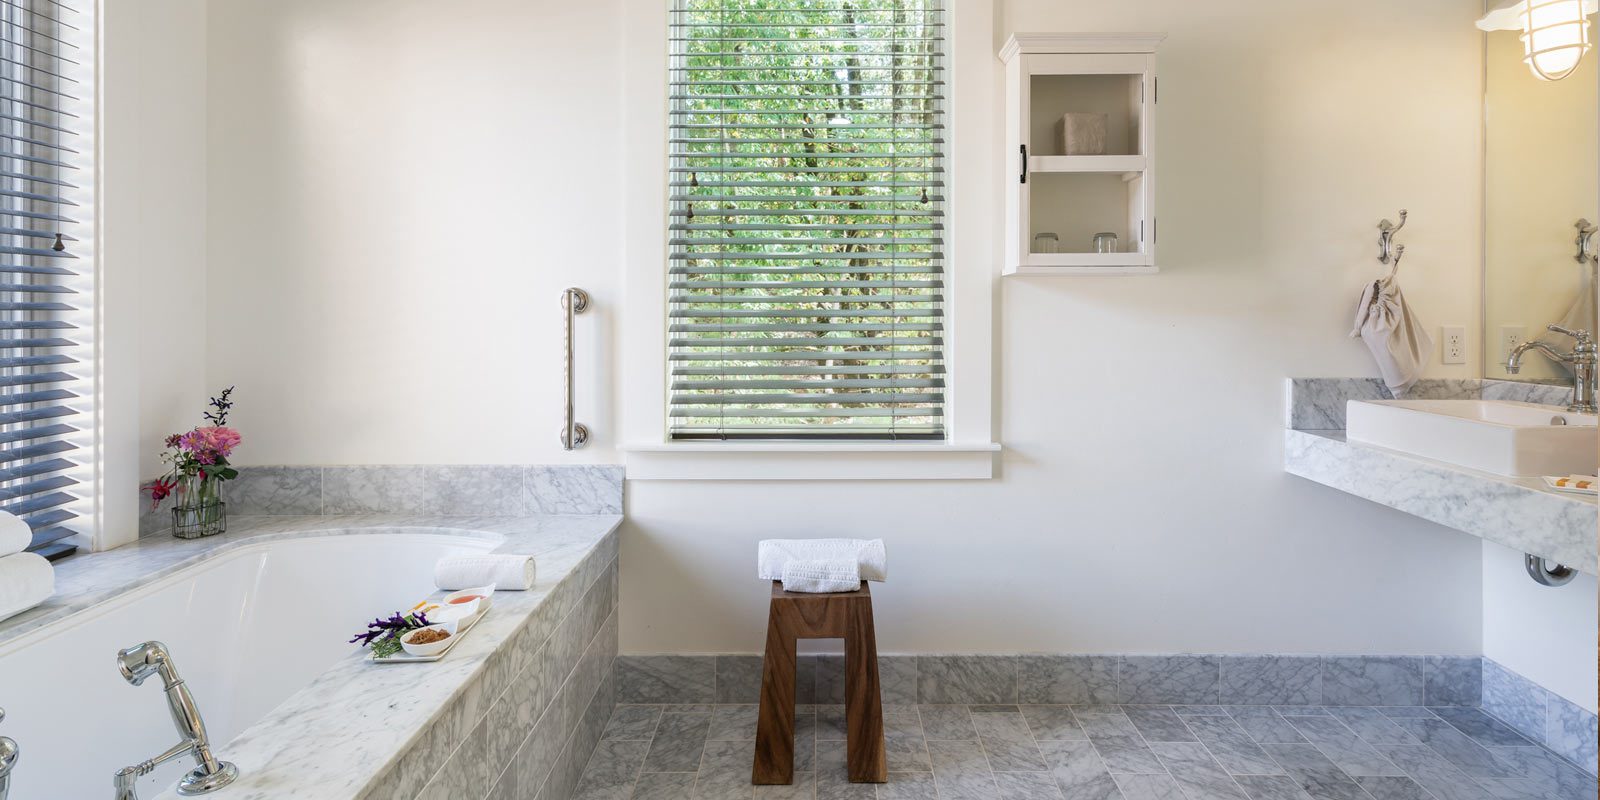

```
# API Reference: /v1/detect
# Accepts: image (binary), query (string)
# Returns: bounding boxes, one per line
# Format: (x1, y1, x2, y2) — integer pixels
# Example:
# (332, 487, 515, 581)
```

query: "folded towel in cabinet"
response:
(758, 538, 887, 582)
(0, 552, 52, 623)
(434, 554, 536, 591)
(781, 559, 862, 594)
(0, 510, 28, 557)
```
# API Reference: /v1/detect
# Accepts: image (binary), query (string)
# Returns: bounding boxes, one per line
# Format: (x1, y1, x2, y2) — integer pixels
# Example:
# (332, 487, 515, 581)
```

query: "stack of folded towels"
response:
(758, 538, 888, 594)
(0, 511, 52, 623)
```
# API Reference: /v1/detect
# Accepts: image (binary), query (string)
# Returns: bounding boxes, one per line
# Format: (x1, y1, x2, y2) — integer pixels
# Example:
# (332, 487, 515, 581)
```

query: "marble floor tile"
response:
(603, 705, 664, 740)
(1373, 743, 1498, 800)
(752, 771, 812, 800)
(1171, 705, 1231, 716)
(1183, 714, 1284, 776)
(918, 704, 977, 740)
(570, 739, 650, 800)
(1354, 775, 1428, 800)
(1228, 706, 1308, 745)
(875, 771, 938, 799)
(632, 771, 698, 800)
(642, 712, 713, 773)
(1260, 743, 1372, 800)
(708, 705, 761, 741)
(1390, 717, 1515, 779)
(973, 711, 1048, 771)
(1486, 745, 1599, 800)
(1038, 740, 1124, 800)
(814, 740, 874, 800)
(1122, 706, 1199, 743)
(1115, 773, 1188, 800)
(1322, 708, 1420, 746)
(1283, 715, 1404, 777)
(1149, 741, 1248, 800)
(1020, 705, 1087, 741)
(1376, 707, 1438, 720)
(1232, 774, 1316, 800)
(816, 705, 847, 741)
(1430, 707, 1535, 748)
(695, 739, 756, 800)
(1077, 712, 1166, 774)
(992, 770, 1065, 799)
(928, 739, 1002, 799)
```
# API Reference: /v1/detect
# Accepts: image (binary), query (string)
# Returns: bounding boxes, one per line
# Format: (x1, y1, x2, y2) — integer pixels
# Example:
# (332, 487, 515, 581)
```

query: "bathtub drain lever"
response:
(112, 642, 239, 798)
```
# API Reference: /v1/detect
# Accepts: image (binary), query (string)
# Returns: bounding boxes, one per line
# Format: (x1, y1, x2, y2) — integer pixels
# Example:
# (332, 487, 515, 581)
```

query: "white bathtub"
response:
(0, 531, 494, 800)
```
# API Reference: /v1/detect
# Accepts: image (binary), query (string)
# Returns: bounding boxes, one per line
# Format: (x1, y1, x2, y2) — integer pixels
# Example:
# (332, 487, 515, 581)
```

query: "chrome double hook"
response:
(1377, 209, 1407, 268)
(1576, 219, 1597, 265)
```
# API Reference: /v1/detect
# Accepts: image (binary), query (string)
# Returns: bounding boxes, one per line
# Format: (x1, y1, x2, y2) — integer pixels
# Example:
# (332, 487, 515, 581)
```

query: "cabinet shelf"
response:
(1029, 154, 1146, 174)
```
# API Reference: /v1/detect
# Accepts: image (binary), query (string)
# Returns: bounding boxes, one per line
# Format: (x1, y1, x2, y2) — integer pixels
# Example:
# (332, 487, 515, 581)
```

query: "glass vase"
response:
(171, 473, 227, 539)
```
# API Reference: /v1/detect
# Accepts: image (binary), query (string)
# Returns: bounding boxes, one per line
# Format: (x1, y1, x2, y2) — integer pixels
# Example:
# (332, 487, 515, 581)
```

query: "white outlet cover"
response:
(1442, 326, 1466, 364)
(1499, 325, 1526, 364)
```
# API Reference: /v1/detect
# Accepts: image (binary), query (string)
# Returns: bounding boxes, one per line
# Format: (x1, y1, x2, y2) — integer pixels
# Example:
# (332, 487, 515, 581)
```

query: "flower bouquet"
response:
(147, 388, 242, 539)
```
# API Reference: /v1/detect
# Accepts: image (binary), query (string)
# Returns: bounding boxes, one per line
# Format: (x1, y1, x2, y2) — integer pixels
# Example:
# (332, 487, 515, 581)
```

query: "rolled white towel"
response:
(781, 559, 862, 594)
(759, 538, 886, 583)
(434, 554, 536, 591)
(0, 510, 29, 557)
(0, 552, 52, 623)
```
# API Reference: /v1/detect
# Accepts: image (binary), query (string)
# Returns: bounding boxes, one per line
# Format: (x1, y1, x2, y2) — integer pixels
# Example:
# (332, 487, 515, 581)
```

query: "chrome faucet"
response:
(113, 642, 238, 799)
(0, 708, 17, 800)
(1507, 324, 1599, 413)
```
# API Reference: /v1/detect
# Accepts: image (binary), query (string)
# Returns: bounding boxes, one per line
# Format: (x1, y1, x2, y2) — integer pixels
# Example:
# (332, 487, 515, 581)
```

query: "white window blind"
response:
(668, 0, 946, 441)
(0, 0, 91, 560)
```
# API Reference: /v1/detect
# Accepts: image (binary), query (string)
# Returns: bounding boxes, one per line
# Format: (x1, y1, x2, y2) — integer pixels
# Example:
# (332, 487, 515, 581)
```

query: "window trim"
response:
(619, 0, 996, 480)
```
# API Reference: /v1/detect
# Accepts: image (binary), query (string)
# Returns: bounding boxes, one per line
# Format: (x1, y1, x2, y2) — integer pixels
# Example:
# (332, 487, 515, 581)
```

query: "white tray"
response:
(367, 608, 487, 664)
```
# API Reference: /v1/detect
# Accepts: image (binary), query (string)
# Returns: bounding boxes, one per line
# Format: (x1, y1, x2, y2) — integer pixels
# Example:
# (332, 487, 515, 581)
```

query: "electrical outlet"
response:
(1499, 325, 1527, 365)
(1442, 326, 1466, 364)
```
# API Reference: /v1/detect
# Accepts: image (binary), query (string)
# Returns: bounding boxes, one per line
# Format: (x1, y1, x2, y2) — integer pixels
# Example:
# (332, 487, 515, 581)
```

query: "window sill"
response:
(621, 442, 1001, 481)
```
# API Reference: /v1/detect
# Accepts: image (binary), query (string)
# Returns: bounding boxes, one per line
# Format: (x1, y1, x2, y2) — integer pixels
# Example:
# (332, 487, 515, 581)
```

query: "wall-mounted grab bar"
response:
(560, 288, 590, 451)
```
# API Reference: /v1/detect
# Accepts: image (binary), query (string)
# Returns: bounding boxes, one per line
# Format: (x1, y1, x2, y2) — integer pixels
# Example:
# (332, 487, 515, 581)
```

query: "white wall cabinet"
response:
(1000, 34, 1164, 275)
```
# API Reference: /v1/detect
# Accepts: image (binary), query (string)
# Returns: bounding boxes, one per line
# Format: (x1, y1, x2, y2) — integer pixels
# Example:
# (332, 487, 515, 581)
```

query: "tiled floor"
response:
(570, 703, 1598, 799)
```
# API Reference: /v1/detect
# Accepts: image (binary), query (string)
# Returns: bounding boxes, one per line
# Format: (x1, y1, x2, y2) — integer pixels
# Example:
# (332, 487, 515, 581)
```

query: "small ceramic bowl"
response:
(400, 621, 458, 657)
(443, 584, 496, 616)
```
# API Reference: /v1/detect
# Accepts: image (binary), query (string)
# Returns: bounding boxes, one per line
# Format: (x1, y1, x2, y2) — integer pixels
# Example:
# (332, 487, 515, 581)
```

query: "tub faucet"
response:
(113, 642, 239, 799)
(1507, 324, 1599, 413)
(0, 708, 17, 800)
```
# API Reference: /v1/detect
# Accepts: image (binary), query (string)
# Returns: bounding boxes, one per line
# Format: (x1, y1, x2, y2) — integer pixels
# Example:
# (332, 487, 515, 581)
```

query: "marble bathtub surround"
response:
(1286, 378, 1571, 431)
(568, 702, 1597, 800)
(616, 654, 1481, 709)
(139, 465, 623, 537)
(2, 514, 624, 800)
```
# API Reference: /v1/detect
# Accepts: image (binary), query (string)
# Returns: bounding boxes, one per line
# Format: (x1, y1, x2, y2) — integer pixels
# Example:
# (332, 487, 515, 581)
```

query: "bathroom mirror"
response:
(1482, 8, 1599, 382)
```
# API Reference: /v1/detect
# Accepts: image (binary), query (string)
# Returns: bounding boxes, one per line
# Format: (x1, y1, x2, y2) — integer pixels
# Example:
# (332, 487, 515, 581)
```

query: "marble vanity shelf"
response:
(1284, 379, 1597, 575)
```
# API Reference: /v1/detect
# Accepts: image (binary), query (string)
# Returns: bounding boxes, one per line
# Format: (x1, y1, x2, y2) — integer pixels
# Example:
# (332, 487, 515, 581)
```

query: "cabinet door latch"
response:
(1020, 144, 1028, 184)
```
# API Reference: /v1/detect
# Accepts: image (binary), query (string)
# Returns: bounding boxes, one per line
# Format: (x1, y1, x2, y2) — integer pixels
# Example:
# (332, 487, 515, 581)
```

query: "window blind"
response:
(0, 0, 89, 560)
(668, 0, 946, 440)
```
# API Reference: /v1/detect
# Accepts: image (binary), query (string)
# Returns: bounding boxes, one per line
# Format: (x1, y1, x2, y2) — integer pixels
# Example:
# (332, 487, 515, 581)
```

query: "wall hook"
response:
(1575, 219, 1597, 264)
(1377, 210, 1407, 265)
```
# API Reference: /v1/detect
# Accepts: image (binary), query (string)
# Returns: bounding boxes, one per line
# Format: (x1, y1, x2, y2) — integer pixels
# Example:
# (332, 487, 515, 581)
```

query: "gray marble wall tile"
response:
(322, 465, 530, 515)
(616, 655, 716, 704)
(1018, 655, 1118, 705)
(1423, 656, 1481, 707)
(1320, 656, 1424, 707)
(526, 465, 624, 515)
(1220, 656, 1320, 706)
(1548, 694, 1600, 776)
(817, 654, 915, 705)
(918, 655, 1016, 704)
(1481, 658, 1548, 743)
(1118, 656, 1220, 705)
(1481, 379, 1574, 406)
(227, 466, 322, 515)
(714, 654, 766, 705)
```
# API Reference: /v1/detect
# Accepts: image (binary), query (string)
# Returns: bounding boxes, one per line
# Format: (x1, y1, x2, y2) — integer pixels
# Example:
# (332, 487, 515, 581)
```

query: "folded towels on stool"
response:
(0, 552, 52, 623)
(434, 554, 536, 591)
(759, 538, 887, 583)
(781, 559, 862, 594)
(0, 510, 30, 558)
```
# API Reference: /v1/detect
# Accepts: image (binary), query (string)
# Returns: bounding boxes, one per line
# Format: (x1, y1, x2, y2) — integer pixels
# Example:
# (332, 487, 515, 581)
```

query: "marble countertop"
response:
(1285, 429, 1597, 574)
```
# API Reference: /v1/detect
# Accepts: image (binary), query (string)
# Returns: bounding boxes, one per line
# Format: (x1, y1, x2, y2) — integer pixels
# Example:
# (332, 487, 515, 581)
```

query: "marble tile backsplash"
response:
(139, 465, 623, 537)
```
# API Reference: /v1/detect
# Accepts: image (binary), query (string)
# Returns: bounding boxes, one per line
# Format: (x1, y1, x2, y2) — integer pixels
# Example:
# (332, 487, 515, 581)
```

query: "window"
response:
(0, 1, 92, 560)
(667, 0, 946, 441)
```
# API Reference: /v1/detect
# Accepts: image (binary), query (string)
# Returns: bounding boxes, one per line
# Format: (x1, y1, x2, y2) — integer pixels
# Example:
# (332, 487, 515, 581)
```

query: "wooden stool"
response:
(753, 581, 887, 785)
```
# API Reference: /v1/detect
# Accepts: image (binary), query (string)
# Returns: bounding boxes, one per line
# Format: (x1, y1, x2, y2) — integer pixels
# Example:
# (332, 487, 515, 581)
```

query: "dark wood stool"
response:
(753, 580, 886, 785)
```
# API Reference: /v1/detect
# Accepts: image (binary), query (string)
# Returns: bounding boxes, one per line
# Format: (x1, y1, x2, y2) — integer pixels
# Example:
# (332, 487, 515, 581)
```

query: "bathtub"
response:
(0, 531, 495, 800)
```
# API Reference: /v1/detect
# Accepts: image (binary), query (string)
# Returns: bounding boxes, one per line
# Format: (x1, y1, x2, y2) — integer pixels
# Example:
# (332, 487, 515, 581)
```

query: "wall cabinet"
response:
(1000, 34, 1164, 275)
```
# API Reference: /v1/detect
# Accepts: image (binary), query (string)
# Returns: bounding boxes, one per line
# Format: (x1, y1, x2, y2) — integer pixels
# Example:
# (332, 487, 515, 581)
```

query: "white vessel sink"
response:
(1346, 399, 1598, 477)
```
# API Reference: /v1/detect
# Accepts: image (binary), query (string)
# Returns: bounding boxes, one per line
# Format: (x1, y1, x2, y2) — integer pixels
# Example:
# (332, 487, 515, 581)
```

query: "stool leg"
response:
(753, 603, 797, 785)
(843, 589, 887, 783)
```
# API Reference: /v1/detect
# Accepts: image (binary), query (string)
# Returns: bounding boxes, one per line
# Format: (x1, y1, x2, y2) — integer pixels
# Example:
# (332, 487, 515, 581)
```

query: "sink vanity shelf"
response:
(1000, 33, 1164, 276)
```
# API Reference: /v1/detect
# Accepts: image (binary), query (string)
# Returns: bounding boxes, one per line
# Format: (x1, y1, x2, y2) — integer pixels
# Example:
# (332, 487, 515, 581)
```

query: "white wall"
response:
(199, 0, 1500, 657)
(100, 0, 209, 548)
(1482, 541, 1598, 712)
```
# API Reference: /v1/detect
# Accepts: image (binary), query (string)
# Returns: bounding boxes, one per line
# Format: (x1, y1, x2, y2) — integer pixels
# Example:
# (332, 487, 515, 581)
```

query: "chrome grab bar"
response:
(560, 288, 590, 450)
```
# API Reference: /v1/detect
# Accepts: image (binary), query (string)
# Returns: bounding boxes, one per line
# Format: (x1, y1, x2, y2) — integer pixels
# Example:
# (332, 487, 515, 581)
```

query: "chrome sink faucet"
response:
(113, 642, 238, 799)
(0, 708, 17, 800)
(1507, 324, 1599, 413)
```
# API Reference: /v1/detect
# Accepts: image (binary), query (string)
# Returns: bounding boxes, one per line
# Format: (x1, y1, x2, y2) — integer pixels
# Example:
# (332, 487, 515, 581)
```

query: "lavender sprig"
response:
(349, 610, 431, 658)
(203, 386, 235, 426)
